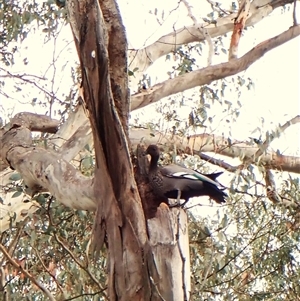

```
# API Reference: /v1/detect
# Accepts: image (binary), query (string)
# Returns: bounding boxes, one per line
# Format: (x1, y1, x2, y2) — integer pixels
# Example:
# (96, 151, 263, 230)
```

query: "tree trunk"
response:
(148, 207, 191, 300)
(65, 0, 192, 299)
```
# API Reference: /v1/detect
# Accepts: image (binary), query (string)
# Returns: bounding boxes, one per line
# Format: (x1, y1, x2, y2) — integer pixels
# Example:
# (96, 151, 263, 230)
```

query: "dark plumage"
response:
(146, 145, 227, 206)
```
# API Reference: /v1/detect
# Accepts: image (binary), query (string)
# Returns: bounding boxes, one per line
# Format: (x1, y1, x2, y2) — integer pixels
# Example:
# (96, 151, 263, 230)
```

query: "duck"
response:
(145, 144, 227, 206)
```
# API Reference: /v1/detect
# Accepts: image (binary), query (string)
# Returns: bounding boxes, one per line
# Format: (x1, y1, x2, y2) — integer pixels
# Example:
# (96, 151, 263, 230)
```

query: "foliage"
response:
(189, 172, 300, 301)
(1, 195, 107, 300)
(0, 0, 67, 65)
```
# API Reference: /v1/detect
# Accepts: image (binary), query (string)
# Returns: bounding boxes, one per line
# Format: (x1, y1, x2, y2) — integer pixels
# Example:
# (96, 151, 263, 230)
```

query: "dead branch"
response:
(129, 127, 300, 173)
(254, 115, 300, 158)
(10, 112, 59, 133)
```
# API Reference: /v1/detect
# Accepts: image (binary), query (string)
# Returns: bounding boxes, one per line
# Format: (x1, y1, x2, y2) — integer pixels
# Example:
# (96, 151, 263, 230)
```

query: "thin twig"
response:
(53, 233, 108, 299)
(0, 219, 27, 267)
(293, 0, 298, 26)
(254, 115, 300, 158)
(181, 0, 197, 25)
(0, 243, 56, 301)
(32, 246, 64, 295)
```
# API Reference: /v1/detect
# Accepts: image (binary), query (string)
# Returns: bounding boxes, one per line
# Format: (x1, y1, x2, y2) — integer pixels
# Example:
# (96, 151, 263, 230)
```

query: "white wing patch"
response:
(171, 172, 198, 180)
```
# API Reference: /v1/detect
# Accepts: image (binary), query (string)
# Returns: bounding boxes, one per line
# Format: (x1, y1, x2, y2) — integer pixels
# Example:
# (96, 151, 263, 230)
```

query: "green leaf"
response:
(9, 173, 22, 181)
(221, 214, 228, 228)
(12, 191, 22, 198)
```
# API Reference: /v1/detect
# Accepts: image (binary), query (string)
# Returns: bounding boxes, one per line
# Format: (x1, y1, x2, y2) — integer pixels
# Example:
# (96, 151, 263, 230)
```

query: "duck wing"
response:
(160, 164, 221, 187)
(160, 165, 227, 204)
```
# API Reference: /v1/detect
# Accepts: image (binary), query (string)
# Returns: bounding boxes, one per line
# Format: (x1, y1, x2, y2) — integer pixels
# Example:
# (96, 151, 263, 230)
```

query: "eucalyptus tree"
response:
(0, 0, 300, 300)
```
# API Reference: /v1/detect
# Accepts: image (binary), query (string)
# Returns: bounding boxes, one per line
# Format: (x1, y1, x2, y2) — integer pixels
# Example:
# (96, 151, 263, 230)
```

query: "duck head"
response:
(146, 144, 160, 157)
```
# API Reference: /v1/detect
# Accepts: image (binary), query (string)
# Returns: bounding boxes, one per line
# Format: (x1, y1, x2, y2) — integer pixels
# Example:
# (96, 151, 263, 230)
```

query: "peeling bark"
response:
(229, 0, 251, 60)
(148, 207, 191, 301)
(99, 0, 130, 136)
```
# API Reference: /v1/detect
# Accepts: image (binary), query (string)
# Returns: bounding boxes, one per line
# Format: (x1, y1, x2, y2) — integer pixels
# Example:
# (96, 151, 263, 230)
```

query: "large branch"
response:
(128, 0, 294, 78)
(131, 24, 300, 110)
(0, 125, 96, 211)
(129, 126, 300, 174)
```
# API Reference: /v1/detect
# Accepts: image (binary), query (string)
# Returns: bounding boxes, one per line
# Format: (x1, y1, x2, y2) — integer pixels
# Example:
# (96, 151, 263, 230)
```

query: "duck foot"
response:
(168, 199, 189, 208)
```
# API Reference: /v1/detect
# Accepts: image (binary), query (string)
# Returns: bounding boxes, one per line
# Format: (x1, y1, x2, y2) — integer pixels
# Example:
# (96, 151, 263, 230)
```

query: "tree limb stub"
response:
(10, 112, 60, 133)
(229, 0, 251, 60)
(131, 24, 300, 111)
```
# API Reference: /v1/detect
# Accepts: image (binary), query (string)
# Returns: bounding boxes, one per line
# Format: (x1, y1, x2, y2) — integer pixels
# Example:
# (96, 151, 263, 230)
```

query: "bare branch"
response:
(293, 0, 298, 26)
(0, 220, 27, 267)
(53, 233, 107, 296)
(181, 0, 197, 25)
(179, 0, 214, 66)
(129, 127, 300, 173)
(31, 246, 65, 295)
(0, 67, 63, 104)
(254, 115, 300, 158)
(198, 152, 237, 172)
(131, 25, 300, 110)
(128, 0, 294, 79)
